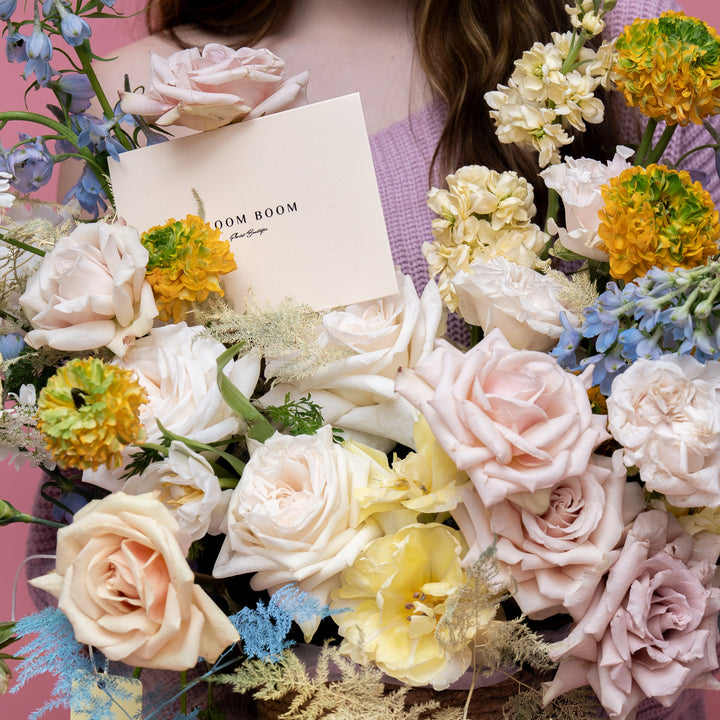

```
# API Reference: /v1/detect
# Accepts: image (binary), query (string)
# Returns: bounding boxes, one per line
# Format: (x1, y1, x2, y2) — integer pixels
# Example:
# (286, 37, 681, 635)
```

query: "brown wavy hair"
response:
(147, 0, 617, 209)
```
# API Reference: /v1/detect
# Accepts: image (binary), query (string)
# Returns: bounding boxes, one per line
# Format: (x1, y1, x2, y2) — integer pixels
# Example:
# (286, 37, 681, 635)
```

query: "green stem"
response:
(560, 30, 588, 74)
(674, 143, 719, 169)
(645, 123, 677, 166)
(469, 324, 483, 348)
(132, 666, 143, 679)
(74, 40, 134, 152)
(634, 117, 658, 166)
(0, 233, 46, 257)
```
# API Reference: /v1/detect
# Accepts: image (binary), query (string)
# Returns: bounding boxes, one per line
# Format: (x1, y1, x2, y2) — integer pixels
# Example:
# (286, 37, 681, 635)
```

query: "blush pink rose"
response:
(453, 450, 644, 619)
(120, 44, 309, 131)
(544, 510, 720, 720)
(30, 492, 239, 671)
(394, 328, 608, 506)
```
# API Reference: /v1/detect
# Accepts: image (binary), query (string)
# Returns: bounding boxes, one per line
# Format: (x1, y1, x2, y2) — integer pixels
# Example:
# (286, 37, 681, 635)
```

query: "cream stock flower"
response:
(395, 329, 608, 507)
(330, 523, 471, 690)
(544, 510, 720, 720)
(450, 257, 586, 352)
(607, 355, 720, 507)
(19, 221, 157, 357)
(261, 271, 443, 450)
(213, 427, 382, 616)
(30, 492, 239, 671)
(121, 44, 308, 131)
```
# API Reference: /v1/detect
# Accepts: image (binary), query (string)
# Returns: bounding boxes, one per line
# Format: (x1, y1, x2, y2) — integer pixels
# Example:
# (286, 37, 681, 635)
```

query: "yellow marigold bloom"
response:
(612, 11, 720, 125)
(36, 357, 147, 471)
(330, 523, 472, 690)
(141, 214, 237, 323)
(598, 164, 720, 283)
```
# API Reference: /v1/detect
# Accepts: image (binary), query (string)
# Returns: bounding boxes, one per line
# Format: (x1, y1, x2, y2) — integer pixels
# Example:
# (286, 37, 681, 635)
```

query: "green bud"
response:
(0, 500, 21, 526)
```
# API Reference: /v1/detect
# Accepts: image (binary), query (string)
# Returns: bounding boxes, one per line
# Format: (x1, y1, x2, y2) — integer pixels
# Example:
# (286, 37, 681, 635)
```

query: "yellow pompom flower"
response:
(598, 164, 720, 283)
(36, 357, 147, 471)
(141, 214, 238, 323)
(330, 523, 472, 690)
(612, 11, 720, 125)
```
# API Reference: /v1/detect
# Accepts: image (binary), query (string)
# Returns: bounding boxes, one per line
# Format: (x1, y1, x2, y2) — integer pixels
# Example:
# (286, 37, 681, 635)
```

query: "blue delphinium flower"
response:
(5, 30, 28, 63)
(58, 7, 92, 46)
(0, 134, 54, 193)
(63, 165, 107, 216)
(0, 0, 17, 21)
(0, 333, 25, 360)
(53, 73, 95, 112)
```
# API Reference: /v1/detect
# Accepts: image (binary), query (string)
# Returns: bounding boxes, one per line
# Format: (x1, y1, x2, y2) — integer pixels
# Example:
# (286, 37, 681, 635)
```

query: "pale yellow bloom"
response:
(330, 523, 471, 690)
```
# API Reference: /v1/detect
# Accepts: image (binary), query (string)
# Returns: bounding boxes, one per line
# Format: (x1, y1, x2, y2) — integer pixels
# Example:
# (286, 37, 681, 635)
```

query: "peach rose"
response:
(30, 492, 239, 671)
(395, 329, 608, 506)
(544, 510, 720, 720)
(120, 44, 309, 131)
(19, 221, 157, 357)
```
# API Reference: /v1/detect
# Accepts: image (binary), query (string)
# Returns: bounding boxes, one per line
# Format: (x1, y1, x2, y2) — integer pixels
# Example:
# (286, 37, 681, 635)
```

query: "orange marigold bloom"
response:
(36, 357, 147, 471)
(141, 214, 238, 323)
(612, 11, 720, 125)
(598, 164, 720, 284)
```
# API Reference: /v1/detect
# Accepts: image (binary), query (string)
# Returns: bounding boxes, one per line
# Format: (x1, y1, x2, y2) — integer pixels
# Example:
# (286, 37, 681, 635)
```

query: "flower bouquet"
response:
(2, 2, 720, 720)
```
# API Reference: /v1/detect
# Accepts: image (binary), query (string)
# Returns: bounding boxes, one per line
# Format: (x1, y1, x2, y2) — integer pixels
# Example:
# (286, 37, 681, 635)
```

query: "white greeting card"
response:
(109, 94, 398, 309)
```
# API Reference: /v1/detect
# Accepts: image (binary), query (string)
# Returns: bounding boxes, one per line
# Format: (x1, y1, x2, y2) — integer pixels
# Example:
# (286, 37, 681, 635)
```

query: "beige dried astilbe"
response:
(502, 686, 600, 720)
(193, 295, 352, 383)
(217, 645, 462, 720)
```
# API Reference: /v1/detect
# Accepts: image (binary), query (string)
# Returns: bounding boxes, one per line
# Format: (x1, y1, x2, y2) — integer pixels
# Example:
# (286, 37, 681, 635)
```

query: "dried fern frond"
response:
(502, 685, 600, 720)
(216, 645, 462, 720)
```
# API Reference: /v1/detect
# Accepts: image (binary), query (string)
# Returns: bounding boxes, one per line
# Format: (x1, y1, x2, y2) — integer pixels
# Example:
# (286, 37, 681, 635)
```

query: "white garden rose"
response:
(607, 355, 720, 507)
(213, 426, 382, 618)
(451, 257, 585, 351)
(260, 271, 443, 450)
(84, 322, 260, 491)
(540, 147, 633, 261)
(19, 221, 157, 357)
(122, 441, 230, 544)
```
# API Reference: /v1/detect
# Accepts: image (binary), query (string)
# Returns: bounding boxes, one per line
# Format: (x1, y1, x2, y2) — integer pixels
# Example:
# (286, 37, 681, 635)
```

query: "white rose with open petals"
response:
(123, 441, 229, 544)
(19, 221, 157, 357)
(452, 257, 585, 351)
(30, 492, 239, 671)
(120, 44, 308, 131)
(540, 147, 633, 261)
(395, 329, 608, 506)
(261, 272, 444, 450)
(84, 322, 260, 491)
(454, 450, 644, 619)
(213, 426, 382, 617)
(608, 355, 720, 507)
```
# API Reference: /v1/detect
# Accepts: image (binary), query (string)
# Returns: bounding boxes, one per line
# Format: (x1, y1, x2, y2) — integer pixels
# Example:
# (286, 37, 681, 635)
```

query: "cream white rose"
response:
(451, 257, 586, 351)
(540, 147, 633, 261)
(123, 441, 230, 544)
(120, 44, 308, 131)
(19, 221, 157, 357)
(608, 355, 720, 507)
(84, 322, 260, 491)
(260, 272, 443, 450)
(213, 426, 382, 615)
(30, 492, 239, 671)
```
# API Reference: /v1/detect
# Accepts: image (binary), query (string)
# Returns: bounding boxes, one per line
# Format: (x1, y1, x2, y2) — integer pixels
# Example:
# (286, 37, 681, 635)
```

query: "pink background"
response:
(2, 1, 720, 718)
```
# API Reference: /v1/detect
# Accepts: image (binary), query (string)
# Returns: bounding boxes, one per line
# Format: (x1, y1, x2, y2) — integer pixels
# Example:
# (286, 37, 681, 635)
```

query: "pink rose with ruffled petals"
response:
(544, 510, 720, 720)
(395, 329, 608, 506)
(120, 44, 308, 131)
(454, 450, 643, 619)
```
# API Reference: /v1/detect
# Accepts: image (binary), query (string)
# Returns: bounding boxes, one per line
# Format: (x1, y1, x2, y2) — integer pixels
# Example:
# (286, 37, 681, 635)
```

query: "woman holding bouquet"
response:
(34, 1, 716, 719)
